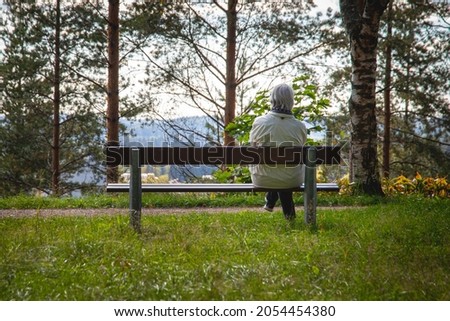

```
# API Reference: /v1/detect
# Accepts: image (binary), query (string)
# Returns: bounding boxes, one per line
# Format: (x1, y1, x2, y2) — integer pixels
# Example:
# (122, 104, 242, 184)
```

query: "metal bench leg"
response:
(130, 148, 142, 233)
(304, 147, 317, 225)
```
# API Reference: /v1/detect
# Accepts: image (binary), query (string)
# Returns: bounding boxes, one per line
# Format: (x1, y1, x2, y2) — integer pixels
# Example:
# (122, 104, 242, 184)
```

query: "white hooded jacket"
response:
(249, 111, 307, 189)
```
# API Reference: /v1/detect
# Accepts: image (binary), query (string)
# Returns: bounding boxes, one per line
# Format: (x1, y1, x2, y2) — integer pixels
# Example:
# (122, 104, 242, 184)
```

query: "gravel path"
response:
(0, 207, 265, 218)
(0, 206, 355, 218)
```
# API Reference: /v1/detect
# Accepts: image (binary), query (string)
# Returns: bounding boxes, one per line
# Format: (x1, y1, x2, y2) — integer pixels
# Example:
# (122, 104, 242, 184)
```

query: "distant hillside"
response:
(120, 116, 213, 147)
(119, 116, 216, 182)
(121, 115, 325, 146)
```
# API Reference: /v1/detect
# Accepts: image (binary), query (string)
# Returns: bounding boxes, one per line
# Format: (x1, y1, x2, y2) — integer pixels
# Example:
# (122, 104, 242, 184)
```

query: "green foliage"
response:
(383, 173, 450, 198)
(0, 2, 106, 195)
(225, 75, 330, 145)
(1, 198, 449, 300)
(0, 192, 383, 210)
(212, 166, 251, 183)
(338, 172, 450, 199)
(223, 89, 270, 145)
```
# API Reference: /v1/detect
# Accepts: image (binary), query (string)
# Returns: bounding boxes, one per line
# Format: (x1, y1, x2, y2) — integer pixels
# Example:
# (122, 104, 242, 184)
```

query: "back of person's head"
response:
(270, 83, 294, 111)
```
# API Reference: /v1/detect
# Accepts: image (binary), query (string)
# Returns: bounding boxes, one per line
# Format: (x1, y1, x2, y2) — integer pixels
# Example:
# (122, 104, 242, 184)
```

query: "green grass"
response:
(0, 197, 449, 300)
(0, 192, 382, 209)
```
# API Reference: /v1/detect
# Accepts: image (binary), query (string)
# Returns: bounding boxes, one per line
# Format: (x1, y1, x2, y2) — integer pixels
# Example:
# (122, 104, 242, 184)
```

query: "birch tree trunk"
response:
(340, 0, 389, 195)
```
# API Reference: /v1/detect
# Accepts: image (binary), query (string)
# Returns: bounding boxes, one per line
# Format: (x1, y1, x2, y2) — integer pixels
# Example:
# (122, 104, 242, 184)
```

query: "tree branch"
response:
(237, 42, 327, 85)
(138, 47, 222, 110)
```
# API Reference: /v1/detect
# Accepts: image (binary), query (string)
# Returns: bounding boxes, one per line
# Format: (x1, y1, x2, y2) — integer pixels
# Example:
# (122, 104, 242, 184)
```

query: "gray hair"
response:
(270, 83, 294, 111)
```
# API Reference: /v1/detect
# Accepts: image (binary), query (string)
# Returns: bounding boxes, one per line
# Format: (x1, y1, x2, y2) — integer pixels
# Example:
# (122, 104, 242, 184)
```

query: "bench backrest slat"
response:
(105, 146, 341, 167)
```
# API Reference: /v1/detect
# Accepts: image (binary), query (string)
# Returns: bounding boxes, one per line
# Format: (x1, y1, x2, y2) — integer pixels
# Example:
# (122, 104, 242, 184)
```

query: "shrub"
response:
(338, 172, 449, 198)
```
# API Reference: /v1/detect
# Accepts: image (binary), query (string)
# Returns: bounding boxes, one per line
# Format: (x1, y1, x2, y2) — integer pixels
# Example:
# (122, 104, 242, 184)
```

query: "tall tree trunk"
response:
(404, 7, 414, 126)
(52, 0, 61, 196)
(106, 0, 120, 183)
(224, 0, 237, 146)
(383, 0, 393, 178)
(340, 0, 389, 195)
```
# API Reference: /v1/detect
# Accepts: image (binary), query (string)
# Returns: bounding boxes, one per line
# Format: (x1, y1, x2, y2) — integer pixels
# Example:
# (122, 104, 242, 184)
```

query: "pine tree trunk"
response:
(224, 0, 237, 146)
(107, 0, 120, 183)
(52, 0, 61, 196)
(383, 0, 393, 178)
(340, 0, 389, 195)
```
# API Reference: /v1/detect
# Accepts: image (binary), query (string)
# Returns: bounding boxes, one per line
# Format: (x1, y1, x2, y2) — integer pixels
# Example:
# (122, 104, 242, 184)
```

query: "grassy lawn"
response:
(0, 196, 449, 300)
(0, 192, 384, 209)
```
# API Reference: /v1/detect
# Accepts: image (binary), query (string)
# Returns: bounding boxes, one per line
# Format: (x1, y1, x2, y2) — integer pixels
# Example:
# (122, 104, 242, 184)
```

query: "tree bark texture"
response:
(340, 0, 389, 195)
(107, 0, 120, 183)
(383, 0, 393, 178)
(224, 0, 237, 146)
(52, 0, 61, 196)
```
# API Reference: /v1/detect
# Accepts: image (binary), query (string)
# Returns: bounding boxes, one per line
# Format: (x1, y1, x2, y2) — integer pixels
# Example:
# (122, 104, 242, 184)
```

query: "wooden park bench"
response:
(105, 144, 342, 232)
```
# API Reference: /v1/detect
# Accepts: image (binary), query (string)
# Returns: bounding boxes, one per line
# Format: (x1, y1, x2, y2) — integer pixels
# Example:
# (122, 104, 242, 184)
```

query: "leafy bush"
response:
(338, 172, 449, 198)
(385, 173, 449, 198)
(212, 165, 251, 183)
(225, 75, 330, 145)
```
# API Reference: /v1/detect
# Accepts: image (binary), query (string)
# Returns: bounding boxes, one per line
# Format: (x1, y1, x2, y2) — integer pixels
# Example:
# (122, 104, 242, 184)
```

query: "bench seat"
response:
(106, 182, 340, 193)
(105, 145, 342, 231)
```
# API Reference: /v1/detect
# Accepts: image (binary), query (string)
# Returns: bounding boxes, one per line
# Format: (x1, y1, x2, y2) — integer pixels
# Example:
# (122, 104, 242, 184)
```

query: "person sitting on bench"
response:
(249, 83, 307, 220)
